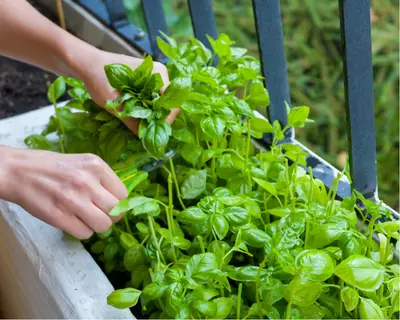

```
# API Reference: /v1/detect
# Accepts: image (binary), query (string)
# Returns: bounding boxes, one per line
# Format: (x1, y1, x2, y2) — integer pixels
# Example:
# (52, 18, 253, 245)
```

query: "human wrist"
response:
(56, 33, 101, 80)
(0, 145, 18, 201)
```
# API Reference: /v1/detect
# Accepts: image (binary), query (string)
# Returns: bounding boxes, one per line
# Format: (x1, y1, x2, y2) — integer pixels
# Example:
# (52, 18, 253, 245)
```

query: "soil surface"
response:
(0, 0, 62, 119)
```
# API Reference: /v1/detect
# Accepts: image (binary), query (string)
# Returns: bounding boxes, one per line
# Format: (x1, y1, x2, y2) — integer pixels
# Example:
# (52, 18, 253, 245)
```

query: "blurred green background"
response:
(123, 0, 399, 208)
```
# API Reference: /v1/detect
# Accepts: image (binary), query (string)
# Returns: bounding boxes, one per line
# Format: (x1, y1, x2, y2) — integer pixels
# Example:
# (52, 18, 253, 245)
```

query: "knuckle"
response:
(69, 171, 89, 190)
(81, 153, 104, 170)
(53, 189, 72, 206)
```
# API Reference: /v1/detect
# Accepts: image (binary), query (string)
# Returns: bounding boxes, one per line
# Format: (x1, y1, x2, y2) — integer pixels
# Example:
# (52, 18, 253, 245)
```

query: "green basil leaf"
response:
(339, 232, 366, 259)
(47, 76, 66, 104)
(107, 287, 141, 309)
(246, 82, 270, 109)
(178, 143, 203, 166)
(95, 111, 114, 121)
(192, 288, 219, 301)
(251, 117, 273, 134)
(155, 77, 191, 110)
(123, 171, 149, 195)
(157, 36, 178, 59)
(181, 169, 207, 199)
(142, 282, 168, 302)
(104, 64, 133, 90)
(171, 236, 191, 250)
(200, 116, 226, 138)
(358, 297, 385, 319)
(225, 206, 250, 226)
(307, 221, 347, 248)
(295, 249, 334, 281)
(90, 240, 106, 254)
(64, 77, 85, 88)
(119, 232, 139, 250)
(214, 297, 234, 319)
(186, 253, 218, 278)
(129, 106, 152, 119)
(229, 97, 254, 118)
(227, 266, 267, 282)
(286, 278, 323, 307)
(143, 119, 171, 159)
(253, 177, 277, 197)
(340, 287, 359, 312)
(131, 55, 153, 89)
(192, 300, 217, 318)
(178, 207, 207, 224)
(124, 244, 145, 271)
(242, 227, 271, 248)
(172, 126, 196, 144)
(24, 135, 56, 151)
(131, 264, 149, 289)
(110, 196, 160, 216)
(211, 214, 229, 240)
(104, 242, 120, 261)
(334, 255, 386, 291)
(288, 106, 310, 128)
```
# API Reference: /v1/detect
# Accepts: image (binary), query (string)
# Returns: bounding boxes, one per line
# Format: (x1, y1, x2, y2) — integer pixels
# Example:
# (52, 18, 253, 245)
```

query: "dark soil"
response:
(0, 0, 63, 119)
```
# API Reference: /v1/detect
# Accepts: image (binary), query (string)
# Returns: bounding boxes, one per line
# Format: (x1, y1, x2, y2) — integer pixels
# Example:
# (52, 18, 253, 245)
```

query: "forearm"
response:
(0, 0, 97, 78)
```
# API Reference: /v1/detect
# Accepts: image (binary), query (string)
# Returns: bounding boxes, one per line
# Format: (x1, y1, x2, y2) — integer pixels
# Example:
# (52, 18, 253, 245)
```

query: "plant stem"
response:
(123, 215, 132, 234)
(366, 217, 378, 256)
(168, 157, 186, 209)
(211, 138, 218, 185)
(339, 280, 344, 317)
(285, 299, 292, 320)
(148, 215, 166, 264)
(263, 193, 270, 224)
(53, 103, 65, 153)
(166, 174, 177, 263)
(244, 119, 252, 191)
(237, 283, 243, 320)
(197, 235, 206, 254)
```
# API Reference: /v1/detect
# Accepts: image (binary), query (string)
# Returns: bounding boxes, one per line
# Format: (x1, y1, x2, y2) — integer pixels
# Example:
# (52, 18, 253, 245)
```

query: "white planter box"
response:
(0, 106, 135, 319)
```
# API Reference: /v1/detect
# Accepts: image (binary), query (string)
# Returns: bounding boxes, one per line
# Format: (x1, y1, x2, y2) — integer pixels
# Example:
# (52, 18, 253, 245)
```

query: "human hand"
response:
(0, 146, 128, 239)
(73, 49, 180, 134)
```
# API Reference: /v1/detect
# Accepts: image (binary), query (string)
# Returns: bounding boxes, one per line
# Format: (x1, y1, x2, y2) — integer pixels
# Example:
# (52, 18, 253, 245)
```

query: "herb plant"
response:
(25, 34, 399, 319)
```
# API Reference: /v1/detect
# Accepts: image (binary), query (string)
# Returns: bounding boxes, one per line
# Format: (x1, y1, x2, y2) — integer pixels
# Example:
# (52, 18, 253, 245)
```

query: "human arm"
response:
(0, 0, 178, 133)
(0, 0, 178, 238)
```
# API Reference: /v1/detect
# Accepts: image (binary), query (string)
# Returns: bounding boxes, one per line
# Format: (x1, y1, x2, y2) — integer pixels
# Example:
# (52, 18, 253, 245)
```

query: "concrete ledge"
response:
(0, 106, 135, 319)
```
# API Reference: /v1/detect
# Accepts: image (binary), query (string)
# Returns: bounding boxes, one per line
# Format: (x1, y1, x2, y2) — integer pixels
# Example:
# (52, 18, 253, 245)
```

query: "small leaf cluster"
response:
(25, 33, 399, 319)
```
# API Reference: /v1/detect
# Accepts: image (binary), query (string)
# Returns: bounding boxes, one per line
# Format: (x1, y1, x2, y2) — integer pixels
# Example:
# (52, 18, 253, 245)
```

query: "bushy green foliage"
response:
(25, 33, 399, 319)
(123, 0, 399, 208)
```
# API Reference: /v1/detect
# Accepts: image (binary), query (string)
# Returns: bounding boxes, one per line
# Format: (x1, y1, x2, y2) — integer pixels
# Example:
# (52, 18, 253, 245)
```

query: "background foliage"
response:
(123, 0, 399, 208)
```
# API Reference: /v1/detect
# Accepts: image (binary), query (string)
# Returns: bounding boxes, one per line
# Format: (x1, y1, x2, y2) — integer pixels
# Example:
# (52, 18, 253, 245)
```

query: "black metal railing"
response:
(72, 0, 398, 219)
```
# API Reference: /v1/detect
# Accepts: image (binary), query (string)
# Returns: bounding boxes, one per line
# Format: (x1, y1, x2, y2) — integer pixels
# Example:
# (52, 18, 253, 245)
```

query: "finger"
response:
(92, 187, 123, 223)
(121, 117, 140, 135)
(54, 211, 94, 240)
(63, 216, 94, 240)
(77, 204, 113, 234)
(166, 108, 181, 124)
(92, 187, 119, 214)
(80, 154, 128, 200)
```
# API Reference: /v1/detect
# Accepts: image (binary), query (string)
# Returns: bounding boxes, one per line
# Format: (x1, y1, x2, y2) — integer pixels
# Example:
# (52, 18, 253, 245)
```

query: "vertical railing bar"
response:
(187, 0, 217, 50)
(251, 0, 291, 136)
(141, 0, 169, 60)
(339, 0, 377, 198)
(104, 0, 126, 25)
